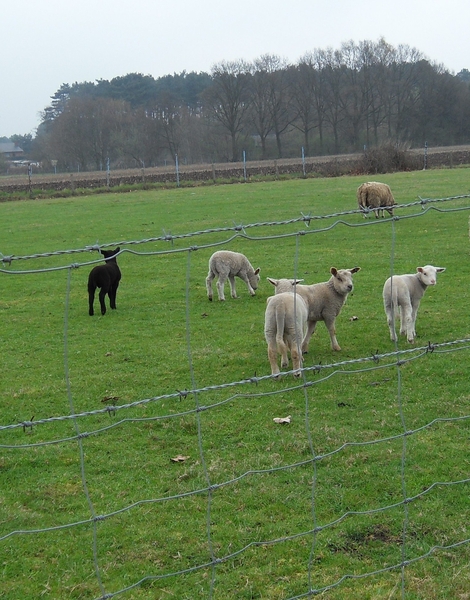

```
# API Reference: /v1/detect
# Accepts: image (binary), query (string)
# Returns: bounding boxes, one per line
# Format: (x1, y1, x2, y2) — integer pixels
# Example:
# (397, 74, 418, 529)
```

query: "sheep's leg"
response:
(278, 336, 289, 369)
(267, 341, 280, 378)
(239, 273, 256, 296)
(324, 316, 341, 351)
(228, 275, 238, 299)
(88, 287, 96, 316)
(205, 272, 215, 301)
(216, 273, 228, 301)
(409, 303, 420, 343)
(98, 288, 107, 315)
(301, 320, 317, 354)
(386, 309, 397, 341)
(402, 304, 415, 343)
(290, 342, 303, 377)
(109, 282, 119, 310)
(383, 298, 397, 341)
(399, 306, 406, 336)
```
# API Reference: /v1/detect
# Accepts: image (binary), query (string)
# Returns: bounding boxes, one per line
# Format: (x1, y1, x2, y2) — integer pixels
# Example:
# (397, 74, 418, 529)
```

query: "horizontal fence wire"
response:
(0, 194, 469, 272)
(1, 193, 470, 599)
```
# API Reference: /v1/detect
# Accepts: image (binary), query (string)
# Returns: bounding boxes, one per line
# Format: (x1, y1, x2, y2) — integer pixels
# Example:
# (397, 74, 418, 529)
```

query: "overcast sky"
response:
(2, 0, 468, 138)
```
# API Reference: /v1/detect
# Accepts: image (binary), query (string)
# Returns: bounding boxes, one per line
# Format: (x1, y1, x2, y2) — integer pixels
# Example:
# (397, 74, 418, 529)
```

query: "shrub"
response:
(360, 142, 421, 174)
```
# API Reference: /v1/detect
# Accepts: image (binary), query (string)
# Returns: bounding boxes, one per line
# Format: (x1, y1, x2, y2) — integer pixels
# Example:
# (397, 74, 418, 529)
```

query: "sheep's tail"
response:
(275, 305, 288, 356)
(357, 186, 368, 211)
(87, 273, 96, 294)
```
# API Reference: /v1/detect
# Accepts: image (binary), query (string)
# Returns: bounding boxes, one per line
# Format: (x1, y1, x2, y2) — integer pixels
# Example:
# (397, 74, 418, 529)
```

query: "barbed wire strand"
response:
(2, 339, 470, 442)
(1, 194, 469, 273)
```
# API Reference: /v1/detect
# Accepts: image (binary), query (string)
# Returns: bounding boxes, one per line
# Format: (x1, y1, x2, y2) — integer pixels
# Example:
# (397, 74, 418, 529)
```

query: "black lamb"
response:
(88, 248, 122, 316)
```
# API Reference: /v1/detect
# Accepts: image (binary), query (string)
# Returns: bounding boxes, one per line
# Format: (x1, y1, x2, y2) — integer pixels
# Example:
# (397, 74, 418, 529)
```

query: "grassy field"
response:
(1, 169, 470, 599)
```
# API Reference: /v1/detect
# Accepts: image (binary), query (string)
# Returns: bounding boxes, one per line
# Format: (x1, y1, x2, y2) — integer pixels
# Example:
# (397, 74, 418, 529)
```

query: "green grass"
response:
(1, 170, 470, 599)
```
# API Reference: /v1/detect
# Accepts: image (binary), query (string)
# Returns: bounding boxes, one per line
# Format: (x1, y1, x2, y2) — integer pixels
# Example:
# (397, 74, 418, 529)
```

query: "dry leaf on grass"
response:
(101, 395, 119, 403)
(171, 455, 190, 463)
(273, 415, 291, 424)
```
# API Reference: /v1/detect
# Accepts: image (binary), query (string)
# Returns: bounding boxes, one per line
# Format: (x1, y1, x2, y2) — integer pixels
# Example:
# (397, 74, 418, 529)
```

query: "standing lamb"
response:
(267, 267, 361, 352)
(264, 292, 308, 377)
(357, 182, 396, 218)
(383, 265, 446, 343)
(206, 250, 260, 301)
(88, 247, 122, 316)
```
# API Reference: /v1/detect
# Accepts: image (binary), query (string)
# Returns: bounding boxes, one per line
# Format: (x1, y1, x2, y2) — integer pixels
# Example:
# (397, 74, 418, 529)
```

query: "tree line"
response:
(22, 38, 470, 171)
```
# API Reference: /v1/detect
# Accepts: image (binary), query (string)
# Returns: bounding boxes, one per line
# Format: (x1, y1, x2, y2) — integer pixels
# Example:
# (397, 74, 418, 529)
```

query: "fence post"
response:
(175, 154, 180, 187)
(28, 163, 33, 198)
(243, 150, 247, 182)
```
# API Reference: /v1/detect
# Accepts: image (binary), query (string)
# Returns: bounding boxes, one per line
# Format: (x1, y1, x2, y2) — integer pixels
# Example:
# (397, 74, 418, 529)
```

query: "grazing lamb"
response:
(264, 292, 308, 377)
(357, 182, 396, 218)
(88, 247, 122, 316)
(206, 250, 260, 301)
(268, 267, 361, 352)
(383, 265, 446, 343)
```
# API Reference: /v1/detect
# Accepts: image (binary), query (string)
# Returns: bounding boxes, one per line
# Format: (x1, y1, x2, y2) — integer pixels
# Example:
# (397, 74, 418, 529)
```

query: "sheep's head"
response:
(249, 267, 261, 290)
(330, 267, 361, 295)
(417, 265, 446, 286)
(267, 277, 304, 294)
(101, 247, 120, 260)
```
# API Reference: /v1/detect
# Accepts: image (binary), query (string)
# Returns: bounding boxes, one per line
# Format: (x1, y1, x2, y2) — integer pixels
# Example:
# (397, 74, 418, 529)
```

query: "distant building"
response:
(0, 142, 24, 158)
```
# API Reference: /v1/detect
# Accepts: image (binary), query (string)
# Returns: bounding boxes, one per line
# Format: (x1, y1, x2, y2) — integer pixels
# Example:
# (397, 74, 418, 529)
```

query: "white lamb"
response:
(264, 292, 308, 377)
(267, 266, 361, 352)
(357, 181, 396, 218)
(206, 250, 260, 301)
(383, 265, 446, 343)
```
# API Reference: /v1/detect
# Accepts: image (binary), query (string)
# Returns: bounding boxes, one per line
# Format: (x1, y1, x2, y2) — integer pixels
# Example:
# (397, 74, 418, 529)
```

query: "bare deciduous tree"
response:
(202, 60, 252, 162)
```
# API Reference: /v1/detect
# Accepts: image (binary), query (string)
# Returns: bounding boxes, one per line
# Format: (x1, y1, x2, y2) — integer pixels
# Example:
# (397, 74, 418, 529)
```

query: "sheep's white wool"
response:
(383, 265, 446, 343)
(267, 267, 361, 352)
(264, 292, 308, 378)
(206, 251, 260, 301)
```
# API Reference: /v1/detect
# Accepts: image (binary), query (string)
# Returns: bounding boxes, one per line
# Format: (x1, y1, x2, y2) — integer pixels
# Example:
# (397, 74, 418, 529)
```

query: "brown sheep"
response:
(357, 182, 396, 218)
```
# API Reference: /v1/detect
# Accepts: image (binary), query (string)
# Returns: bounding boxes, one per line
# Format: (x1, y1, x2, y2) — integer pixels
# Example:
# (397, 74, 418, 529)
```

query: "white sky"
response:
(1, 0, 469, 138)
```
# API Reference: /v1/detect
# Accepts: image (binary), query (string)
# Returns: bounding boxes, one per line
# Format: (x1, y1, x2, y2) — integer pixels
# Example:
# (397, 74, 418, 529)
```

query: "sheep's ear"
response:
(417, 267, 424, 273)
(436, 267, 446, 273)
(292, 279, 304, 284)
(330, 267, 338, 276)
(350, 267, 361, 274)
(254, 268, 260, 275)
(267, 277, 278, 286)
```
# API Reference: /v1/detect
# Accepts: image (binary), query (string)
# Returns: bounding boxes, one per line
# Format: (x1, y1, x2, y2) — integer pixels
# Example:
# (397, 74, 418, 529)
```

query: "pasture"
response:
(0, 169, 469, 599)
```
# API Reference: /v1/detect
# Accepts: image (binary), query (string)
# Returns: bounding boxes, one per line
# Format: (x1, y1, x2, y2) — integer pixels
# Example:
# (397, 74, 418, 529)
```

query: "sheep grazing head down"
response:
(248, 268, 261, 292)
